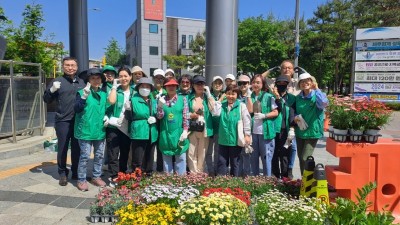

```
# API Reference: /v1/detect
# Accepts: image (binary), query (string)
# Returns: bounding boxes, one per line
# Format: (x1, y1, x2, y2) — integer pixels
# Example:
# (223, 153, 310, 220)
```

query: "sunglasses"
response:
(238, 81, 249, 86)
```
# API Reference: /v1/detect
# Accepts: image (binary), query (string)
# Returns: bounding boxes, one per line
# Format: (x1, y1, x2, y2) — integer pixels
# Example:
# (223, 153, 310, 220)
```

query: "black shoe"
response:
(287, 168, 293, 180)
(59, 176, 68, 186)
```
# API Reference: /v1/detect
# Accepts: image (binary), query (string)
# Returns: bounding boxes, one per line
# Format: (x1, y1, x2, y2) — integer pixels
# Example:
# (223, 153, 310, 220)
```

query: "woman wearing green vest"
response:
(126, 77, 158, 175)
(178, 74, 192, 96)
(293, 73, 328, 175)
(106, 67, 134, 184)
(250, 74, 279, 176)
(215, 84, 251, 177)
(74, 68, 107, 191)
(156, 78, 190, 175)
(271, 75, 296, 179)
(187, 75, 216, 173)
(205, 76, 224, 176)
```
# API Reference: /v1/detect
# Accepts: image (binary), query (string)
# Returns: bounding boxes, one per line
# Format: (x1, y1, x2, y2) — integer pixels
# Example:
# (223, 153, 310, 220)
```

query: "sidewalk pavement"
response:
(0, 112, 398, 224)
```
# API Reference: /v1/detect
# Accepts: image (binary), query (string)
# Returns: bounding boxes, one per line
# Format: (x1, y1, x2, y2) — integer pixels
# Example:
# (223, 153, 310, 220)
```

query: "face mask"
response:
(139, 88, 151, 97)
(276, 84, 287, 93)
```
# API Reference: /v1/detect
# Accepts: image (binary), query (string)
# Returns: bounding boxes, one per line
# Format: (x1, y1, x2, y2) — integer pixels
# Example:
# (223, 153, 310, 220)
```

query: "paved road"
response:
(0, 112, 398, 224)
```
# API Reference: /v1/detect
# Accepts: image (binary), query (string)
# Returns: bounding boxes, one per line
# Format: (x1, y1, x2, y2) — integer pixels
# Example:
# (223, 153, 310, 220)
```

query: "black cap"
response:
(193, 75, 205, 84)
(86, 68, 105, 83)
(275, 75, 290, 83)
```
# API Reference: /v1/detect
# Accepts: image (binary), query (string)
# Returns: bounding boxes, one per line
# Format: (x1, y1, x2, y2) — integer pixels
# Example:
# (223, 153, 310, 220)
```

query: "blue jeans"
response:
(238, 150, 251, 176)
(251, 134, 275, 176)
(163, 153, 186, 175)
(78, 139, 105, 182)
(288, 137, 297, 168)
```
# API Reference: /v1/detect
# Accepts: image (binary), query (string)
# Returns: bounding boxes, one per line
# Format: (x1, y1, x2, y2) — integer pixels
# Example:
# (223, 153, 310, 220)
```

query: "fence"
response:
(0, 60, 46, 143)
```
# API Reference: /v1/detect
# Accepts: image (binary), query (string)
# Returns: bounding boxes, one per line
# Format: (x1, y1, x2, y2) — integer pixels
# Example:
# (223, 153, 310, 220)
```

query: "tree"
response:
(237, 15, 289, 74)
(104, 38, 126, 66)
(1, 4, 66, 77)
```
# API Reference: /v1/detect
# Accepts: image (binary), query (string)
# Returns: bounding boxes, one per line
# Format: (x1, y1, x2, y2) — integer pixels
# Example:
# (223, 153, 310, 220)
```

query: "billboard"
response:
(352, 27, 400, 102)
(144, 0, 164, 21)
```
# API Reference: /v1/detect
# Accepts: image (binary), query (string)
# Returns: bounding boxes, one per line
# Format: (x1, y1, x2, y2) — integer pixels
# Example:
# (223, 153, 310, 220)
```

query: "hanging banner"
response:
(144, 0, 164, 21)
(353, 93, 400, 102)
(355, 61, 400, 71)
(354, 72, 400, 82)
(356, 50, 400, 61)
(354, 83, 400, 93)
(355, 39, 400, 51)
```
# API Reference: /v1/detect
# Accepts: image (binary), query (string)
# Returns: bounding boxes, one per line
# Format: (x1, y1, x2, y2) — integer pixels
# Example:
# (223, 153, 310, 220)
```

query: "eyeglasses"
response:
(238, 81, 249, 86)
(282, 67, 293, 70)
(181, 81, 190, 84)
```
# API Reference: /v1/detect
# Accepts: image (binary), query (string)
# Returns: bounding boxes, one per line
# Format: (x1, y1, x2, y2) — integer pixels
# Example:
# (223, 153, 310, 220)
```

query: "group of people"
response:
(44, 57, 328, 191)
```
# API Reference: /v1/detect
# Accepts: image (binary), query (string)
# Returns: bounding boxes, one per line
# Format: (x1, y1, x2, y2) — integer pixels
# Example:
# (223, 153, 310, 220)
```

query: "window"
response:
(182, 35, 186, 49)
(150, 68, 157, 76)
(149, 24, 158, 33)
(149, 46, 159, 55)
(188, 35, 193, 48)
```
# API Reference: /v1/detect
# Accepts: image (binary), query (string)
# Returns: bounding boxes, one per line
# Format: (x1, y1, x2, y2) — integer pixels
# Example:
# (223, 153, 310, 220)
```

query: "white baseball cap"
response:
(225, 74, 236, 81)
(153, 69, 165, 77)
(213, 76, 223, 82)
(165, 68, 175, 75)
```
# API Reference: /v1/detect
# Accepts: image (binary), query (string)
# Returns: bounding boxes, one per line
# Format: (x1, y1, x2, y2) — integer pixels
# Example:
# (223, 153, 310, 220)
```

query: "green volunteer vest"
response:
(251, 91, 276, 140)
(150, 88, 167, 100)
(218, 100, 241, 146)
(274, 93, 296, 134)
(188, 93, 213, 137)
(74, 89, 107, 140)
(129, 94, 158, 143)
(295, 92, 324, 139)
(159, 95, 189, 156)
(105, 82, 113, 115)
(107, 86, 134, 129)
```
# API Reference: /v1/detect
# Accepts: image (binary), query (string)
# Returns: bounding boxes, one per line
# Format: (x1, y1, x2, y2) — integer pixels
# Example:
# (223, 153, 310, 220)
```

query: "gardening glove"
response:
(179, 130, 189, 142)
(254, 112, 266, 120)
(204, 86, 212, 98)
(287, 127, 295, 141)
(147, 116, 156, 124)
(103, 116, 109, 127)
(197, 115, 205, 125)
(157, 96, 166, 108)
(116, 115, 124, 127)
(295, 114, 308, 130)
(246, 87, 252, 97)
(50, 81, 61, 93)
(155, 89, 163, 100)
(244, 145, 254, 154)
(268, 66, 280, 72)
(112, 79, 120, 89)
(124, 100, 131, 111)
(81, 82, 91, 99)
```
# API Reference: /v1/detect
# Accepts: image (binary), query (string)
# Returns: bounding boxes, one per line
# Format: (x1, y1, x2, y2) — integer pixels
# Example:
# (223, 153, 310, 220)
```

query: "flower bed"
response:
(89, 171, 397, 224)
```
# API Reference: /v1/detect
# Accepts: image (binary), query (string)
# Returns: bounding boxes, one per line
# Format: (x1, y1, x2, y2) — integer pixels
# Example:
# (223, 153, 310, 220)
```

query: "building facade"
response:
(125, 0, 205, 76)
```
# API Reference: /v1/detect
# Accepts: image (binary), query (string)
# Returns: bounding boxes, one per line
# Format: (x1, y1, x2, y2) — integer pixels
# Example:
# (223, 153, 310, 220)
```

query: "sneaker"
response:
(91, 177, 106, 187)
(77, 181, 89, 191)
(59, 176, 68, 186)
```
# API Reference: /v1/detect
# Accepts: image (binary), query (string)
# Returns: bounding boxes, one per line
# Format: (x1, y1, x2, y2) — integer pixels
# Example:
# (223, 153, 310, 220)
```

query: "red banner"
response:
(144, 0, 164, 21)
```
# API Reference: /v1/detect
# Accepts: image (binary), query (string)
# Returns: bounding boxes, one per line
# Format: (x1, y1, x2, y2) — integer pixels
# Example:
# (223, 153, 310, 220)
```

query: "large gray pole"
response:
(294, 0, 300, 79)
(68, 0, 89, 73)
(205, 0, 238, 85)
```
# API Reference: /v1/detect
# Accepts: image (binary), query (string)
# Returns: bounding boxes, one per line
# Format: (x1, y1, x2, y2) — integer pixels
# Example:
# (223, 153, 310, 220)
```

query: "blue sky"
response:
(2, 0, 327, 60)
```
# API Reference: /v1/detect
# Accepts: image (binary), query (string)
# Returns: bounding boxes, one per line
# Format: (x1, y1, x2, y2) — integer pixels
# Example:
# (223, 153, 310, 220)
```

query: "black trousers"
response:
(55, 120, 80, 176)
(217, 145, 242, 177)
(106, 128, 131, 178)
(272, 131, 290, 178)
(131, 139, 155, 174)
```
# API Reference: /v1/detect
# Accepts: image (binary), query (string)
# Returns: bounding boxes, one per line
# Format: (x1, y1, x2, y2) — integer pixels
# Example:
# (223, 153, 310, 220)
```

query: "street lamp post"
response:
(294, 0, 300, 79)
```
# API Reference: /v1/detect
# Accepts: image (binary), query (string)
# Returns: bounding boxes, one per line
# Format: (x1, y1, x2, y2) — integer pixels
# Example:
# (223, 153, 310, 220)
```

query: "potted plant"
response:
(327, 96, 352, 142)
(89, 204, 100, 223)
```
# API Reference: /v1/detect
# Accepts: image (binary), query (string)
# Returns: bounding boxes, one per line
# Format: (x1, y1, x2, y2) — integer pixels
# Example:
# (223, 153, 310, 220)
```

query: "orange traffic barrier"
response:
(323, 113, 330, 131)
(325, 138, 400, 222)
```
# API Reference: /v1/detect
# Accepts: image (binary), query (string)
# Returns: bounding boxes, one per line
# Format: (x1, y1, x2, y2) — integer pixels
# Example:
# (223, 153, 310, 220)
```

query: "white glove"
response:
(179, 130, 189, 142)
(124, 100, 131, 111)
(116, 115, 124, 127)
(295, 114, 309, 130)
(287, 127, 295, 141)
(155, 89, 163, 99)
(204, 86, 211, 98)
(246, 88, 252, 97)
(254, 112, 266, 120)
(197, 115, 205, 125)
(158, 96, 166, 107)
(112, 79, 120, 89)
(81, 82, 91, 99)
(147, 116, 156, 124)
(103, 116, 109, 127)
(50, 81, 61, 93)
